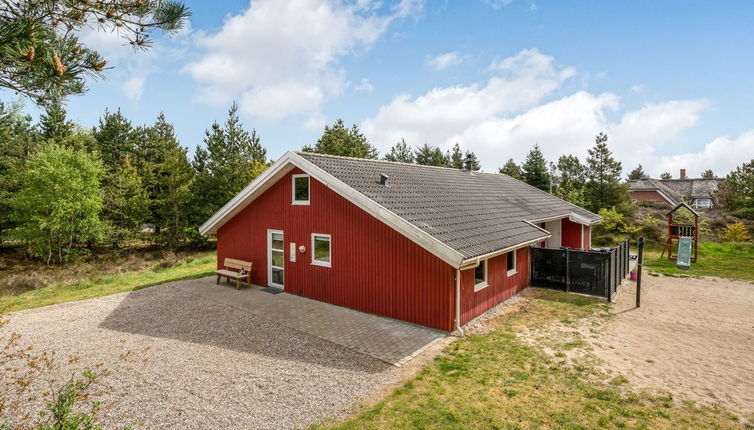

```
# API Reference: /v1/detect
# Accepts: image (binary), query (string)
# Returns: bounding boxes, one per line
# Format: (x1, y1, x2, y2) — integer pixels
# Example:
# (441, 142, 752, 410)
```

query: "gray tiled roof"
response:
(298, 152, 600, 260)
(628, 178, 722, 202)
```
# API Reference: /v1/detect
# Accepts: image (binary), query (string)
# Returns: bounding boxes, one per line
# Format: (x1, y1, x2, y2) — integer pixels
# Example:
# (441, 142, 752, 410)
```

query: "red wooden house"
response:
(200, 152, 601, 332)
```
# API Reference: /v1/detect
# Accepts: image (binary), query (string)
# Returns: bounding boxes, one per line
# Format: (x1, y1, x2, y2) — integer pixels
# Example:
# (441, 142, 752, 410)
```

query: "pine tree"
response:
(555, 154, 586, 204)
(521, 144, 551, 191)
(384, 138, 414, 163)
(0, 1, 188, 106)
(303, 119, 378, 159)
(446, 143, 464, 169)
(414, 144, 447, 167)
(701, 169, 716, 179)
(103, 157, 150, 247)
(660, 172, 672, 180)
(92, 109, 136, 171)
(131, 113, 196, 242)
(584, 133, 631, 213)
(499, 158, 522, 179)
(39, 100, 74, 144)
(715, 159, 754, 212)
(157, 144, 195, 247)
(190, 103, 268, 236)
(0, 101, 39, 239)
(627, 164, 649, 180)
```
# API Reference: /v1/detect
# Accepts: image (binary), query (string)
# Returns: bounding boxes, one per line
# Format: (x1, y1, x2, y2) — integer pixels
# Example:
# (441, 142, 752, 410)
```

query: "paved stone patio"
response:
(173, 276, 446, 365)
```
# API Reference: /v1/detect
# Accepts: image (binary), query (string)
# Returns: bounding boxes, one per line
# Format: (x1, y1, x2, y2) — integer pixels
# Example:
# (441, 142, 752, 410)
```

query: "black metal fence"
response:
(530, 240, 630, 301)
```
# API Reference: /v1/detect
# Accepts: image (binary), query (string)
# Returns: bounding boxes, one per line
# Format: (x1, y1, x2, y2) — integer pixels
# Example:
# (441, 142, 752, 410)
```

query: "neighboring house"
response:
(628, 169, 722, 209)
(200, 152, 601, 332)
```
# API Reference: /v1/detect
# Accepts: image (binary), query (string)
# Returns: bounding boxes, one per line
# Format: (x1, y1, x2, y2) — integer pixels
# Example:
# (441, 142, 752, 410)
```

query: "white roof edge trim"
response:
(199, 151, 299, 235)
(569, 212, 597, 226)
(200, 151, 466, 268)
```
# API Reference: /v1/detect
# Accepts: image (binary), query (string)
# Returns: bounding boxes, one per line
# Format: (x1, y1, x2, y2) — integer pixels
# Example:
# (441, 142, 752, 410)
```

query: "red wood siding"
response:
(561, 218, 583, 249)
(216, 168, 455, 331)
(459, 247, 529, 325)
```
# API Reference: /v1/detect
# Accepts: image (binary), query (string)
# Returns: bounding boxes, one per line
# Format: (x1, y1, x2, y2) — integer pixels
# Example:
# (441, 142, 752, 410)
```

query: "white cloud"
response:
(426, 51, 462, 71)
(184, 0, 419, 121)
(122, 75, 146, 101)
(630, 84, 644, 93)
(355, 77, 374, 93)
(361, 48, 742, 175)
(654, 131, 754, 178)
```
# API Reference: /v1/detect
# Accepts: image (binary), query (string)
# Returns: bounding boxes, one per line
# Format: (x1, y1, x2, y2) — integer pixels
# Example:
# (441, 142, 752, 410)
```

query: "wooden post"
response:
(693, 213, 699, 262)
(565, 248, 570, 293)
(636, 237, 644, 308)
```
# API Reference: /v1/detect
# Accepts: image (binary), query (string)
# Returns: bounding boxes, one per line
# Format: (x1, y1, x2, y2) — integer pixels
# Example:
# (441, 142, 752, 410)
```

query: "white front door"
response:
(267, 230, 284, 288)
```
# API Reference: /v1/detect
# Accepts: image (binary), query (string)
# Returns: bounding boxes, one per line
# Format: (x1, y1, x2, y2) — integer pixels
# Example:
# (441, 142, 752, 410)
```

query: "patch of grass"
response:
(314, 288, 745, 430)
(0, 252, 216, 312)
(643, 241, 754, 281)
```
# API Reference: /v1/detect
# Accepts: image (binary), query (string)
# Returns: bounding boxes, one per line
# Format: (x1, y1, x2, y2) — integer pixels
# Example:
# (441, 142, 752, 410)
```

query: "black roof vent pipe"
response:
(379, 173, 389, 186)
(464, 155, 473, 173)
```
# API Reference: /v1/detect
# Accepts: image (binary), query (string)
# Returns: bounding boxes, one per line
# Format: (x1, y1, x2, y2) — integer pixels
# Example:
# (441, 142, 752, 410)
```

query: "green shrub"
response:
(638, 214, 664, 242)
(721, 222, 751, 242)
(732, 207, 754, 220)
(593, 207, 639, 245)
(9, 144, 104, 264)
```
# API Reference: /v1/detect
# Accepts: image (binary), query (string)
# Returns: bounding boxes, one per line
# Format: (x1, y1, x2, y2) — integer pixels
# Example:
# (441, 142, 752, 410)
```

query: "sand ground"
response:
(590, 273, 754, 414)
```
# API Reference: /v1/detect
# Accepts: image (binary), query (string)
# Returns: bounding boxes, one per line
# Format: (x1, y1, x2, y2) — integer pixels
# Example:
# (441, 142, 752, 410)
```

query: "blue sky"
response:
(13, 0, 754, 176)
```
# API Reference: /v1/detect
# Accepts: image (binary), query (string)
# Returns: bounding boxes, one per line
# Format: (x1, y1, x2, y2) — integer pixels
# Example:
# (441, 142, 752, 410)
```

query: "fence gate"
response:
(530, 240, 631, 300)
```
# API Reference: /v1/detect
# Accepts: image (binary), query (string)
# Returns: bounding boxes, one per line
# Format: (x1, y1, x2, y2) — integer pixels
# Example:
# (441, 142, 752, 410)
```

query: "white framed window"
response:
(292, 174, 310, 205)
(473, 259, 488, 292)
(506, 250, 517, 276)
(694, 198, 712, 209)
(311, 233, 331, 267)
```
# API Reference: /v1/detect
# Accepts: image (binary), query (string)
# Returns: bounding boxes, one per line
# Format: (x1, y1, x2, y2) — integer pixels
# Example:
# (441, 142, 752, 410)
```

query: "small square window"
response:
(312, 234, 331, 267)
(474, 260, 488, 291)
(507, 250, 517, 276)
(292, 174, 310, 205)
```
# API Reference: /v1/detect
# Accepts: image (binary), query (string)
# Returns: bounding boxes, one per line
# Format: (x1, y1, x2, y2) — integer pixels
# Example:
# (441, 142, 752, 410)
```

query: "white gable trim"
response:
(199, 152, 297, 235)
(527, 212, 601, 227)
(200, 151, 466, 268)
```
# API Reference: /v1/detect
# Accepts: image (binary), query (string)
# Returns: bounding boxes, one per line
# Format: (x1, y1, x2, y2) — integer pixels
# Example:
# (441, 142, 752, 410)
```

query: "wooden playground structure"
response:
(664, 202, 699, 263)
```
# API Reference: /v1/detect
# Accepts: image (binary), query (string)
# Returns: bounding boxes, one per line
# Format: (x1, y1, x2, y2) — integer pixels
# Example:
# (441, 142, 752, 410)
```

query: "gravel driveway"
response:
(2, 283, 400, 429)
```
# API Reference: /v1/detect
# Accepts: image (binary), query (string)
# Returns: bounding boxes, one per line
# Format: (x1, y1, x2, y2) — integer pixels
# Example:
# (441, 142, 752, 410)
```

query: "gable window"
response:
(474, 259, 488, 291)
(694, 198, 712, 209)
(507, 250, 517, 276)
(311, 234, 331, 267)
(292, 174, 310, 205)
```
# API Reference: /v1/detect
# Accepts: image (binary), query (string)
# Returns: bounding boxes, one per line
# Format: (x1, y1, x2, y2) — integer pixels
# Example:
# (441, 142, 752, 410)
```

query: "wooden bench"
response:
(216, 258, 252, 290)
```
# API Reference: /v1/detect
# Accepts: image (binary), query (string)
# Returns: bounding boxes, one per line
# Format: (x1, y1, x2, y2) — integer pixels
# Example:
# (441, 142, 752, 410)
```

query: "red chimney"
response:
(680, 169, 687, 179)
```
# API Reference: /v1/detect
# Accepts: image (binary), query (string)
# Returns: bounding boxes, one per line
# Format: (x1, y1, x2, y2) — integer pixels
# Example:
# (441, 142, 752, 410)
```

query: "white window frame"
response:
(311, 233, 331, 268)
(292, 174, 310, 205)
(473, 259, 488, 292)
(694, 198, 712, 209)
(507, 249, 518, 277)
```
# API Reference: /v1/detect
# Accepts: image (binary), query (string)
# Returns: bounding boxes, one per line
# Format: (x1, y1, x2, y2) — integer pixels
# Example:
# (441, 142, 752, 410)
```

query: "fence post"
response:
(606, 253, 612, 302)
(565, 248, 570, 292)
(636, 237, 644, 308)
